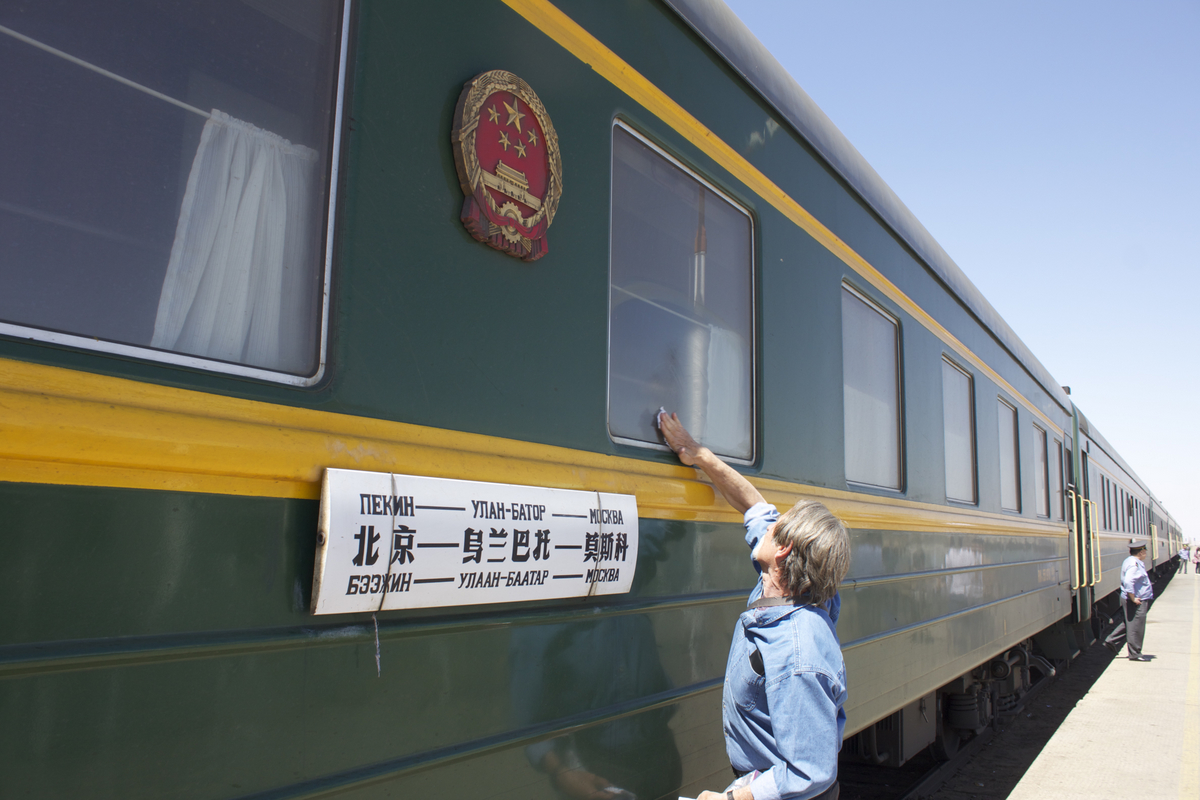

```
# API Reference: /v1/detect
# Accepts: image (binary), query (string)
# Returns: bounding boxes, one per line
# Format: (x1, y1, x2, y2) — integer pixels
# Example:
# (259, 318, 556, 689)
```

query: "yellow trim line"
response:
(0, 357, 1063, 537)
(502, 0, 1063, 437)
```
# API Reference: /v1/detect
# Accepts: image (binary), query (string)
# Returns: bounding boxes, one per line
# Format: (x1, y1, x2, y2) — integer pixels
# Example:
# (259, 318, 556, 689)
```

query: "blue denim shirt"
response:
(722, 503, 847, 800)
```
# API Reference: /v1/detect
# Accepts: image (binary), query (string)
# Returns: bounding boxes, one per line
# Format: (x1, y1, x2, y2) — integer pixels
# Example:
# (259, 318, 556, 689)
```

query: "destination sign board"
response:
(311, 469, 639, 615)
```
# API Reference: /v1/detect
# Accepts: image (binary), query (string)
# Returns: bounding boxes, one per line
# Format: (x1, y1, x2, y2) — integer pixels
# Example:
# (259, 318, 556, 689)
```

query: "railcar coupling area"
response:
(1008, 569, 1200, 799)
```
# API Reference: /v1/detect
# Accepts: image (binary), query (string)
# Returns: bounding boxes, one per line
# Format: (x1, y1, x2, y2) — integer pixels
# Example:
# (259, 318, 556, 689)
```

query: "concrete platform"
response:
(1008, 569, 1200, 800)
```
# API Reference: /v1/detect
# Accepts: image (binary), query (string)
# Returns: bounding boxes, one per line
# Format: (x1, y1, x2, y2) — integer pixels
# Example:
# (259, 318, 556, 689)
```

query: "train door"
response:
(1067, 422, 1098, 623)
(1082, 453, 1100, 589)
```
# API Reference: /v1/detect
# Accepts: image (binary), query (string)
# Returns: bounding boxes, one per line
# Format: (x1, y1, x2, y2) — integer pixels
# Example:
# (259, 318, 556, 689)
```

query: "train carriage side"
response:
(0, 0, 1157, 796)
(1077, 413, 1179, 621)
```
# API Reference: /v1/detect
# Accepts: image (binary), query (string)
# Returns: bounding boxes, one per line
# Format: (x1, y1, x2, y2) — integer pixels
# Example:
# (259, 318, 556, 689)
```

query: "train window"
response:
(608, 123, 754, 461)
(1111, 482, 1118, 531)
(0, 1, 348, 384)
(941, 358, 976, 503)
(1033, 425, 1049, 517)
(997, 399, 1020, 512)
(1111, 480, 1117, 530)
(842, 286, 902, 490)
(1052, 439, 1063, 520)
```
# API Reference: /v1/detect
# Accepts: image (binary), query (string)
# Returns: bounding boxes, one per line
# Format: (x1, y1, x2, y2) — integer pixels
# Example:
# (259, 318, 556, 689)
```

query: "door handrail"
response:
(1089, 500, 1101, 586)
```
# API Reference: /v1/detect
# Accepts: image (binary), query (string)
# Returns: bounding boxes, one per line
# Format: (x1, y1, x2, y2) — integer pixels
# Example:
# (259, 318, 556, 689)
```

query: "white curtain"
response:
(152, 110, 318, 373)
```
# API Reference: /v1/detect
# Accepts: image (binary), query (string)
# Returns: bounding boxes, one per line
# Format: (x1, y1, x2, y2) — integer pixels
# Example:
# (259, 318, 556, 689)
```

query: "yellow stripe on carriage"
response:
(0, 357, 1066, 538)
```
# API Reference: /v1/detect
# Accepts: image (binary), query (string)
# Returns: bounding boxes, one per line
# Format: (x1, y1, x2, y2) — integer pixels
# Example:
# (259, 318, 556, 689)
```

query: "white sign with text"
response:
(311, 468, 639, 614)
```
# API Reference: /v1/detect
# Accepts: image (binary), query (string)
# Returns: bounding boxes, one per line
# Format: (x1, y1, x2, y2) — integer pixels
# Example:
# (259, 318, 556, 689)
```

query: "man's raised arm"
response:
(658, 411, 765, 515)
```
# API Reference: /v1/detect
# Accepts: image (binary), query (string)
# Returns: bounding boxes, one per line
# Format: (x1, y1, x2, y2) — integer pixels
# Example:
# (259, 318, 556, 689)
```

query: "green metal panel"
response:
(0, 480, 1071, 796)
(0, 1, 1085, 796)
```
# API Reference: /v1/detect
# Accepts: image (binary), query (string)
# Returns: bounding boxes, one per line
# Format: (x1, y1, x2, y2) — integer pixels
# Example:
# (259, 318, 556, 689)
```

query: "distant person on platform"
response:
(1192, 545, 1199, 573)
(1104, 539, 1154, 661)
(659, 411, 849, 800)
(1181, 543, 1191, 574)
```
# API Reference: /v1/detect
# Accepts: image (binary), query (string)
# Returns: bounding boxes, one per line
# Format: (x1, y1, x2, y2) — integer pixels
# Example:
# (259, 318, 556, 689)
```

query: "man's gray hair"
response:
(775, 500, 850, 605)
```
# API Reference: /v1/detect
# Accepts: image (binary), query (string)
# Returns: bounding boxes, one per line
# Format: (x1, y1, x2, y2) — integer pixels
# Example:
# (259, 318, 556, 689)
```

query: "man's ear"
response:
(774, 542, 792, 563)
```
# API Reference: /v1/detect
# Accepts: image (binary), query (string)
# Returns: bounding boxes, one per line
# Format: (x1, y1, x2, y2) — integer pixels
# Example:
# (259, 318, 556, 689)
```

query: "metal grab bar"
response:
(1083, 496, 1094, 587)
(1088, 500, 1101, 586)
(1068, 489, 1081, 590)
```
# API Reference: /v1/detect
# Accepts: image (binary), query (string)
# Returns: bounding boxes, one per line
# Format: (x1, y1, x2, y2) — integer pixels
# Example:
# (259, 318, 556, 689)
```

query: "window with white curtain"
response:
(608, 123, 754, 461)
(942, 357, 976, 503)
(0, 0, 347, 382)
(998, 399, 1020, 512)
(1033, 425, 1049, 517)
(843, 286, 902, 490)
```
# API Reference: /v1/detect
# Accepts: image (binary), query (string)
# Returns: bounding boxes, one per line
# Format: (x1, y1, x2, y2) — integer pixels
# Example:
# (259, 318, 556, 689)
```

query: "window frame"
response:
(1033, 424, 1049, 518)
(0, 1, 353, 387)
(1102, 476, 1109, 530)
(605, 118, 758, 464)
(941, 356, 977, 505)
(1052, 438, 1064, 520)
(841, 282, 905, 492)
(997, 396, 1021, 513)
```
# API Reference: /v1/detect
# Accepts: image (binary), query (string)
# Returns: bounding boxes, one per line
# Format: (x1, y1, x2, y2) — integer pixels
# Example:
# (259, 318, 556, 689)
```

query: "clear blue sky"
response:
(723, 0, 1199, 540)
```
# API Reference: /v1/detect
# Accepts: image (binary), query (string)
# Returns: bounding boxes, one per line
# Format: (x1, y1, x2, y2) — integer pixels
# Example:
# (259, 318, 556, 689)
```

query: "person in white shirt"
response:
(1180, 544, 1190, 574)
(1104, 540, 1154, 661)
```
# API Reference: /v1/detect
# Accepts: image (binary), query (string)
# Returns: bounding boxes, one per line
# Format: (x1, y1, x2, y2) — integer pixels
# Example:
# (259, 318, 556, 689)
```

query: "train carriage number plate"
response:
(311, 469, 638, 614)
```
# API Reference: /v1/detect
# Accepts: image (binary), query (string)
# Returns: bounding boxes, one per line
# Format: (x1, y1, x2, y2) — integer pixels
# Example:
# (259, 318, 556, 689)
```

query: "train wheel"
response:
(931, 720, 962, 761)
(932, 694, 962, 762)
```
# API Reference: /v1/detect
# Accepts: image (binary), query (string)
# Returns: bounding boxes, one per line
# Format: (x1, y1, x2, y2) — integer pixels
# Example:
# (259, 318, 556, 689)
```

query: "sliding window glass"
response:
(0, 1, 347, 382)
(997, 399, 1020, 512)
(1033, 425, 1049, 517)
(1052, 439, 1063, 520)
(1108, 480, 1116, 530)
(843, 287, 901, 489)
(608, 123, 754, 460)
(941, 358, 976, 503)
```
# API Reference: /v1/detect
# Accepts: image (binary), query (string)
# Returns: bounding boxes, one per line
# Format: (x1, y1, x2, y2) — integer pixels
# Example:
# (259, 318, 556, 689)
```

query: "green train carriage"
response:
(0, 0, 1180, 797)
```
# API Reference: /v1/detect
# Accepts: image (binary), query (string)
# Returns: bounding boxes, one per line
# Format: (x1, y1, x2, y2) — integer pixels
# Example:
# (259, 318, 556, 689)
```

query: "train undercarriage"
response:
(844, 555, 1179, 770)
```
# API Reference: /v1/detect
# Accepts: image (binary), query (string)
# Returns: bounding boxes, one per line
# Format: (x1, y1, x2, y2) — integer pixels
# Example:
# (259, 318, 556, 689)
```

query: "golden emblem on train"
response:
(451, 70, 563, 261)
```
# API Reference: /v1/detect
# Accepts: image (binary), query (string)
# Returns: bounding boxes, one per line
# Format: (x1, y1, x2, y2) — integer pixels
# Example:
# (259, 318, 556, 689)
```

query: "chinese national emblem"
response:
(451, 71, 562, 261)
